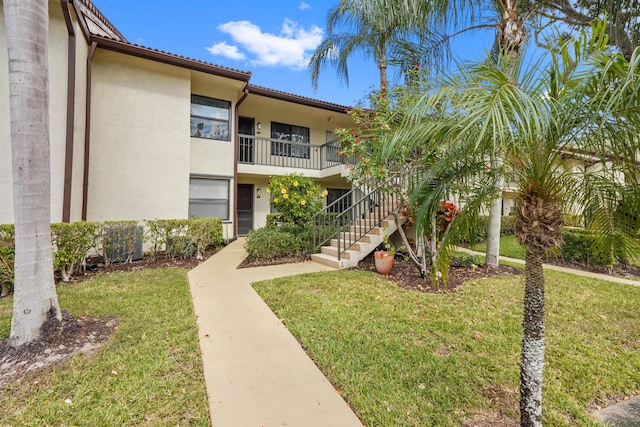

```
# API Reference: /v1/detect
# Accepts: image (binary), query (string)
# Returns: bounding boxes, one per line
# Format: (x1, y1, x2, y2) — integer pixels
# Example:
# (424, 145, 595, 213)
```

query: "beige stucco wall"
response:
(87, 50, 191, 221)
(0, 1, 74, 224)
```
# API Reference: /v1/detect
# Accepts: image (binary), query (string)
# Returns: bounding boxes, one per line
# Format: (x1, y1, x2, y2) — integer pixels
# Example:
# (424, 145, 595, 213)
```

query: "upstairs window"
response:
(190, 95, 231, 141)
(271, 121, 310, 158)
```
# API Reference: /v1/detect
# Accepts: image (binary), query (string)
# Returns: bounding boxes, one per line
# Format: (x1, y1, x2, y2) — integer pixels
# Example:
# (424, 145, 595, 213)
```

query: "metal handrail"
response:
(312, 175, 405, 260)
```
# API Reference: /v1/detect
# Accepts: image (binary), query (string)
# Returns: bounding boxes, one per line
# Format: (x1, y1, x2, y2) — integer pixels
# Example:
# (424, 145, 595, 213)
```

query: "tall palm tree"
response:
(323, 0, 530, 267)
(309, 0, 462, 90)
(4, 0, 62, 346)
(386, 24, 640, 426)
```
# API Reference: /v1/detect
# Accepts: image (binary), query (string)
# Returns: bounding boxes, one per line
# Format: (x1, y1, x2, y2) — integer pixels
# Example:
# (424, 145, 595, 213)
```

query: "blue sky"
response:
(91, 0, 495, 106)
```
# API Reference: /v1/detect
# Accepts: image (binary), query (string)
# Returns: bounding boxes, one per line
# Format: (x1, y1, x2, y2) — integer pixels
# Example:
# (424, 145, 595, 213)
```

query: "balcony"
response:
(238, 134, 346, 173)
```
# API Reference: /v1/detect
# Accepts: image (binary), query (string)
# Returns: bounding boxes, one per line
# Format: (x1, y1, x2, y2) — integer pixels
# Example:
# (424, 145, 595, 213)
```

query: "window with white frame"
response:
(190, 95, 231, 141)
(188, 177, 230, 219)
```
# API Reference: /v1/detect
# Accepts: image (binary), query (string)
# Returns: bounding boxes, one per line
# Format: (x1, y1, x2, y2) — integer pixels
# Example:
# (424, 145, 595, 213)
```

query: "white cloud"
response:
(206, 42, 246, 60)
(213, 19, 323, 69)
(298, 2, 311, 10)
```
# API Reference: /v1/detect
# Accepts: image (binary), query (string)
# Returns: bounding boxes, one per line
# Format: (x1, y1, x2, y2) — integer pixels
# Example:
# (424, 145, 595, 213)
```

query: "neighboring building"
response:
(0, 0, 353, 239)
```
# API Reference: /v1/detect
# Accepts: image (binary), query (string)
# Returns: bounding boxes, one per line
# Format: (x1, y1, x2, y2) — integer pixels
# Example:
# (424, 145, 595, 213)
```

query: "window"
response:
(190, 95, 231, 141)
(189, 177, 229, 220)
(271, 121, 310, 158)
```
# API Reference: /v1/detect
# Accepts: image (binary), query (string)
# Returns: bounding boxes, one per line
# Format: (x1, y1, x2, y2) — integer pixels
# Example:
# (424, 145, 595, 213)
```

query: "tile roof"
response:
(247, 84, 349, 113)
(78, 0, 347, 107)
(74, 0, 127, 41)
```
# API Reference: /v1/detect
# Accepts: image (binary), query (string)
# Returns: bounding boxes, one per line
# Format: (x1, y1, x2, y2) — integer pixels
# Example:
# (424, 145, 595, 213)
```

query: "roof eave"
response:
(246, 84, 348, 113)
(91, 36, 252, 82)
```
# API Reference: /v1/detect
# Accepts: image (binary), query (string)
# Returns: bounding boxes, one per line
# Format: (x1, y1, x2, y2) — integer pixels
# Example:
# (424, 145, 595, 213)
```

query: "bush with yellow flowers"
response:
(268, 174, 327, 225)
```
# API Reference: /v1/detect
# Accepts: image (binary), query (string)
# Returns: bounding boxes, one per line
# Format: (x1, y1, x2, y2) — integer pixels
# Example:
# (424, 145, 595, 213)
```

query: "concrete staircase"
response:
(311, 215, 403, 269)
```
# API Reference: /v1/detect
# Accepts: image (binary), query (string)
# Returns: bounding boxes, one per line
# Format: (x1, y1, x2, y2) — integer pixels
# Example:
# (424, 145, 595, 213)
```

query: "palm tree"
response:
(4, 0, 62, 346)
(323, 0, 530, 267)
(309, 0, 459, 90)
(386, 24, 640, 426)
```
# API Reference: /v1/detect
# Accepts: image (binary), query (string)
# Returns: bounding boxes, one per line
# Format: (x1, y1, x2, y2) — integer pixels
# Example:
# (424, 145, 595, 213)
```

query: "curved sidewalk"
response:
(187, 238, 363, 427)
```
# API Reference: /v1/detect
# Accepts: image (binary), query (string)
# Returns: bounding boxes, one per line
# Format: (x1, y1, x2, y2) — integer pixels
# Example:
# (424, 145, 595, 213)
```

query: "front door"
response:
(237, 184, 253, 235)
(239, 117, 254, 163)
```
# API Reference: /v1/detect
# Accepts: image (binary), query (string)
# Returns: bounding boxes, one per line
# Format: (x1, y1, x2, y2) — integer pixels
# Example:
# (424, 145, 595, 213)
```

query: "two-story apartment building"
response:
(0, 0, 354, 239)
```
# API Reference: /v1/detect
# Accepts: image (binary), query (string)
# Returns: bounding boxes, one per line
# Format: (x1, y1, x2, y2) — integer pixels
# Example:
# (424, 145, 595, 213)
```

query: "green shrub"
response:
(0, 224, 15, 295)
(146, 218, 224, 259)
(266, 213, 284, 227)
(51, 222, 101, 282)
(500, 215, 515, 235)
(554, 228, 627, 267)
(186, 218, 224, 259)
(450, 254, 482, 268)
(245, 227, 307, 260)
(278, 225, 314, 253)
(145, 219, 191, 259)
(268, 174, 326, 225)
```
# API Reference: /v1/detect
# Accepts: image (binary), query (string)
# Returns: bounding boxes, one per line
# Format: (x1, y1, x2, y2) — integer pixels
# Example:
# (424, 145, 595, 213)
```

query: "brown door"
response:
(237, 184, 253, 235)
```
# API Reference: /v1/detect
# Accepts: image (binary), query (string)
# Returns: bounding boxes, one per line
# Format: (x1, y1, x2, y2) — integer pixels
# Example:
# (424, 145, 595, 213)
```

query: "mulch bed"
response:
(0, 311, 118, 388)
(356, 252, 523, 292)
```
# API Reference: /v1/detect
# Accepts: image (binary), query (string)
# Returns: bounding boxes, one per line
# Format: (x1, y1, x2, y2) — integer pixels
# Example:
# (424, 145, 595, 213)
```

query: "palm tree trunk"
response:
(485, 195, 503, 267)
(486, 154, 504, 267)
(520, 246, 545, 427)
(378, 48, 388, 87)
(5, 0, 61, 347)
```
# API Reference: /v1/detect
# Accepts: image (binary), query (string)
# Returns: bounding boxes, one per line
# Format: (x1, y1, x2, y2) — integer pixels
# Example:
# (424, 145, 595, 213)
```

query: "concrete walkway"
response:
(188, 239, 639, 426)
(188, 238, 363, 427)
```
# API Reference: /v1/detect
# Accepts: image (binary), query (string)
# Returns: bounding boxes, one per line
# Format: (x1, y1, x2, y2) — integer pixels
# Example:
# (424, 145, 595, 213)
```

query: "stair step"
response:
(329, 239, 366, 251)
(311, 252, 357, 269)
(321, 246, 358, 260)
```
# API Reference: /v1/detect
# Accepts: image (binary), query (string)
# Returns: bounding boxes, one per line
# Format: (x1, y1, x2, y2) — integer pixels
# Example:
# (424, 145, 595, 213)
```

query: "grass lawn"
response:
(254, 269, 640, 426)
(471, 234, 525, 259)
(0, 268, 209, 426)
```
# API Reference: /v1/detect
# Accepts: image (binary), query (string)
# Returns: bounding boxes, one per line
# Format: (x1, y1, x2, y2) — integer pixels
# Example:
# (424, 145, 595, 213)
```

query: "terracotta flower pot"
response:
(374, 251, 394, 275)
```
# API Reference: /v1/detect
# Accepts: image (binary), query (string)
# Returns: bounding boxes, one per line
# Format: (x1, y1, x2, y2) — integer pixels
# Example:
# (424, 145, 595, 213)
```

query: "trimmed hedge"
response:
(51, 222, 101, 282)
(554, 228, 628, 267)
(245, 226, 310, 260)
(186, 218, 225, 259)
(0, 217, 225, 288)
